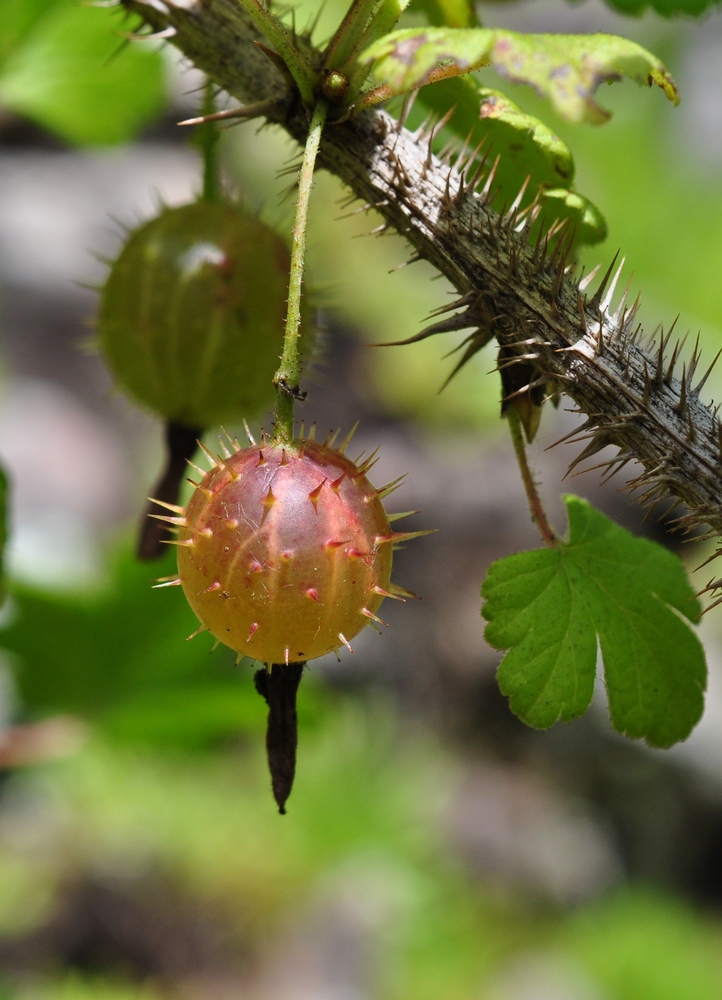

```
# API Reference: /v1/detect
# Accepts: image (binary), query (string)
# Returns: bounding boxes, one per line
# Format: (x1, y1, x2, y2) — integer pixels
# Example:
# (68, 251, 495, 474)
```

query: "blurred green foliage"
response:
(0, 0, 165, 144)
(6, 979, 163, 1000)
(1, 721, 722, 998)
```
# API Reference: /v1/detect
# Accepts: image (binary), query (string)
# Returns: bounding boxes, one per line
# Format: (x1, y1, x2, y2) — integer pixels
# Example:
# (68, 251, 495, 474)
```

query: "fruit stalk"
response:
(138, 421, 203, 560)
(273, 99, 328, 444)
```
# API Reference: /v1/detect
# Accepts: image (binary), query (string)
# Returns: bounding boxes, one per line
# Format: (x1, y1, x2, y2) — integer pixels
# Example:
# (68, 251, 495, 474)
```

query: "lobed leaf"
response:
(482, 496, 705, 747)
(362, 26, 679, 124)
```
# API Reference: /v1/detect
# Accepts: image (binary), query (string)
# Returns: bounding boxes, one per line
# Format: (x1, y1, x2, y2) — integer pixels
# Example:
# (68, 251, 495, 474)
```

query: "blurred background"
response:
(2, 0, 722, 996)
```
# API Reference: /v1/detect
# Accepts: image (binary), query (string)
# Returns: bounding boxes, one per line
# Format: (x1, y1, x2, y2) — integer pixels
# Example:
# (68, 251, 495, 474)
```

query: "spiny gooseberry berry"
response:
(155, 433, 423, 664)
(97, 201, 308, 427)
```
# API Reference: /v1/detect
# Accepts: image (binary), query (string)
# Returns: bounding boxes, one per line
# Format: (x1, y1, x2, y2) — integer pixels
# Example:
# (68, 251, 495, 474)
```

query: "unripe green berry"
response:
(97, 202, 303, 427)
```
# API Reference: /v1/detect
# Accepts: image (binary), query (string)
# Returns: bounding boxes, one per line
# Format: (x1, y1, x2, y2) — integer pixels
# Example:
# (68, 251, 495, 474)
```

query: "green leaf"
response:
(362, 27, 679, 124)
(419, 78, 575, 186)
(537, 187, 607, 245)
(413, 77, 607, 244)
(413, 0, 480, 28)
(482, 496, 705, 747)
(0, 3, 165, 145)
(0, 466, 8, 608)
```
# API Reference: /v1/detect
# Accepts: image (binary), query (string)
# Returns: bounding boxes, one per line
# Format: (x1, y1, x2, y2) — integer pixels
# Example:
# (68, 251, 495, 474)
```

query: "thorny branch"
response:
(123, 0, 722, 578)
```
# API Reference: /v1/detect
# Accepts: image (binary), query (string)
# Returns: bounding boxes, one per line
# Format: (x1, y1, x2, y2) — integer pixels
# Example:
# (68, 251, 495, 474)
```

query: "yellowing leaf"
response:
(362, 27, 679, 124)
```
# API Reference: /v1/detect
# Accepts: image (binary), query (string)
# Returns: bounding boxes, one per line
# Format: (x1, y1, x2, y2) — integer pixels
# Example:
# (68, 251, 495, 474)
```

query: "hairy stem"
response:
(273, 99, 328, 444)
(507, 408, 558, 548)
(123, 0, 722, 557)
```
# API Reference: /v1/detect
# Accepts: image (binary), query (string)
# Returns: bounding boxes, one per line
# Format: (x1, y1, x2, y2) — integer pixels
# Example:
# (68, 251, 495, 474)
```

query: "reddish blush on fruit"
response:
(153, 434, 423, 664)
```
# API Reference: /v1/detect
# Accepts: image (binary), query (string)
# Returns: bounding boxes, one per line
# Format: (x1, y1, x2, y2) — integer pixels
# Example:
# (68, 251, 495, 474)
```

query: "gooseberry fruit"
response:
(97, 201, 305, 427)
(156, 433, 421, 664)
